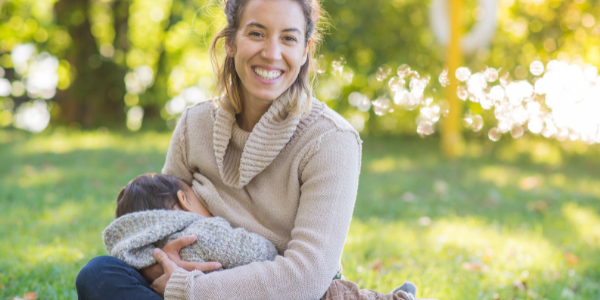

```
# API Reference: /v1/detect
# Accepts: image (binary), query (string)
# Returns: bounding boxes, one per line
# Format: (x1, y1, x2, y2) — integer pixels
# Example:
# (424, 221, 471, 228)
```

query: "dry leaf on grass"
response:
(462, 261, 489, 273)
(527, 200, 549, 212)
(10, 292, 38, 300)
(519, 176, 543, 191)
(565, 252, 579, 266)
(368, 259, 383, 273)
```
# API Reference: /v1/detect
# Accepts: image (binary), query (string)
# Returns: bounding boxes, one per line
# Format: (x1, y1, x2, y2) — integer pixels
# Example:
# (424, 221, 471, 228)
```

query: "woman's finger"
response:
(153, 248, 179, 274)
(162, 235, 197, 255)
(176, 260, 222, 272)
(140, 263, 164, 282)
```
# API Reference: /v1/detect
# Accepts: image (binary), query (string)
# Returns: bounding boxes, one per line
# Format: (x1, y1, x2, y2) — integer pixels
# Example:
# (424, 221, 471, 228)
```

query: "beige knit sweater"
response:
(161, 98, 362, 300)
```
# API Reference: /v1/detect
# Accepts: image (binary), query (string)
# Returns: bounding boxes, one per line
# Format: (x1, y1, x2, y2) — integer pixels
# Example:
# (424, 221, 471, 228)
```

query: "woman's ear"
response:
(301, 39, 311, 65)
(176, 190, 192, 212)
(225, 38, 235, 57)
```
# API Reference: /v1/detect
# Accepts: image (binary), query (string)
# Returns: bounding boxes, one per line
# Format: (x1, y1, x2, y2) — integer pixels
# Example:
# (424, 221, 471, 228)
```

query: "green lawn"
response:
(1, 129, 599, 299)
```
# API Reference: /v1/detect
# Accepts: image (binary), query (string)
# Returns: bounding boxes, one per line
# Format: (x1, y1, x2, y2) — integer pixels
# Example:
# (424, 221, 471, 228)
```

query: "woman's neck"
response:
(236, 91, 273, 132)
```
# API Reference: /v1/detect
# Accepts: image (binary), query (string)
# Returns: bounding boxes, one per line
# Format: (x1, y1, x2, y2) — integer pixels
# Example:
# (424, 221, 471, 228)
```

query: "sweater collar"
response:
(213, 98, 303, 188)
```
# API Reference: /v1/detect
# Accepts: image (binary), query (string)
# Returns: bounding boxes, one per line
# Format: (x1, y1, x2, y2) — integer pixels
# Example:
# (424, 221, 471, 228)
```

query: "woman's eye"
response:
(284, 36, 298, 42)
(250, 31, 263, 37)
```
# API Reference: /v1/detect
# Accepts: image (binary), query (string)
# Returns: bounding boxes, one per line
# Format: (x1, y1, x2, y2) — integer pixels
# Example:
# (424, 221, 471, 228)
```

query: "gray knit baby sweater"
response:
(103, 210, 278, 269)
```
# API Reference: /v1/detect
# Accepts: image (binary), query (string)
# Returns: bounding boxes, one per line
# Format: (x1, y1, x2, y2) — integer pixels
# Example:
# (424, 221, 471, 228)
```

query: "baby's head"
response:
(115, 173, 210, 218)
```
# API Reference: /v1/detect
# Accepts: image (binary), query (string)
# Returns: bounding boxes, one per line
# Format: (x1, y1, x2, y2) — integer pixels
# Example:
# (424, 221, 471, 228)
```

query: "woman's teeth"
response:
(253, 68, 282, 80)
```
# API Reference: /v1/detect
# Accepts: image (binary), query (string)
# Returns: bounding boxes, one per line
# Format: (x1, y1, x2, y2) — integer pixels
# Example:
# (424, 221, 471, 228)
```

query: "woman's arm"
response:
(160, 130, 362, 300)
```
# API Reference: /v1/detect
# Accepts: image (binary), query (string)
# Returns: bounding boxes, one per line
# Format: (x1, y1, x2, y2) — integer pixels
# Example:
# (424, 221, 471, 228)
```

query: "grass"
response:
(1, 128, 599, 299)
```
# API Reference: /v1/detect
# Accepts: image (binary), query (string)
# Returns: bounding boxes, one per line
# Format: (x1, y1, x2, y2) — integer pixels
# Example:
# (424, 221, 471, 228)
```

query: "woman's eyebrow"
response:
(282, 27, 301, 34)
(246, 22, 267, 29)
(245, 22, 301, 34)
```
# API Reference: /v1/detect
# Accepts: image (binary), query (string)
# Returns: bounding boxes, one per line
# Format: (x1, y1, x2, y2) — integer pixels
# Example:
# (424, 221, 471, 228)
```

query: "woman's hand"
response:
(141, 235, 222, 283)
(150, 248, 179, 297)
(140, 263, 164, 283)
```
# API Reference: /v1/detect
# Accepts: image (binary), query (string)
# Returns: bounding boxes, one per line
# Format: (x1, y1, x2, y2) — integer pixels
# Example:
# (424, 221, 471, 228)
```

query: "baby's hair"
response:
(115, 173, 184, 218)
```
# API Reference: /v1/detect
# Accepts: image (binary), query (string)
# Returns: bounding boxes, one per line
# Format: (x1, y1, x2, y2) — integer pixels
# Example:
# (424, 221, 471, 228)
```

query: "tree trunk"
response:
(53, 0, 127, 128)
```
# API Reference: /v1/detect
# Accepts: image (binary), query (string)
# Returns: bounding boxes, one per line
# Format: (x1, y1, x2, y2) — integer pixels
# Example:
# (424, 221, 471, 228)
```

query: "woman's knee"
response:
(77, 256, 121, 279)
(76, 256, 128, 296)
(76, 256, 159, 300)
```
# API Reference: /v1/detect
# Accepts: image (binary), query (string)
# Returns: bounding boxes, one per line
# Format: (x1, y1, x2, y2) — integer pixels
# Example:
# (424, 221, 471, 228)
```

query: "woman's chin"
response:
(248, 91, 285, 103)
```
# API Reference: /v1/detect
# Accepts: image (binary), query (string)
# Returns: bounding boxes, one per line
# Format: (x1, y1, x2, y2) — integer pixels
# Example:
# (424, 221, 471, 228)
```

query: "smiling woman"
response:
(75, 0, 370, 299)
(210, 0, 323, 131)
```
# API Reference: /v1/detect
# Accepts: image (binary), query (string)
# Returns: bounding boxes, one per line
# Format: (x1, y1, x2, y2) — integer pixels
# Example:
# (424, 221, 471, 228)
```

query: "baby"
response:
(104, 173, 418, 300)
(104, 173, 277, 270)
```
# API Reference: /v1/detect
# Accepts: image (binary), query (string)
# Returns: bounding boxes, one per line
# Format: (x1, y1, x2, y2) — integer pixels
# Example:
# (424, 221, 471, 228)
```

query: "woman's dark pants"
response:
(77, 256, 344, 299)
(76, 256, 162, 300)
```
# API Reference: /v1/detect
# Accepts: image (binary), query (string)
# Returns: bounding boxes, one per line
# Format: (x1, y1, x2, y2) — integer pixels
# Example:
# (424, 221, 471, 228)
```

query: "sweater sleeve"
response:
(162, 110, 193, 185)
(164, 130, 362, 300)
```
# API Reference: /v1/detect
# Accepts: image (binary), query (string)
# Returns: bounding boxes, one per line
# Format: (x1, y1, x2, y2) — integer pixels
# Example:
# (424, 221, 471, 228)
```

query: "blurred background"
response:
(1, 0, 599, 299)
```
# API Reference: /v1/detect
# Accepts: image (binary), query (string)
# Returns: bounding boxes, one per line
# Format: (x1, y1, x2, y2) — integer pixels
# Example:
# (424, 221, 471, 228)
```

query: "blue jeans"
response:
(76, 256, 162, 300)
(77, 256, 344, 299)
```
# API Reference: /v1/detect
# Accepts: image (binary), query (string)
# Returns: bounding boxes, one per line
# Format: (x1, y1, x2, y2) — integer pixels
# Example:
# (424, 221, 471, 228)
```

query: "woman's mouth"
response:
(253, 67, 283, 80)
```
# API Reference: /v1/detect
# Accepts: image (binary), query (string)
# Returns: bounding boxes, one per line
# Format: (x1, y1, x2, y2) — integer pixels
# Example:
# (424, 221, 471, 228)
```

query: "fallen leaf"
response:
(461, 261, 489, 273)
(368, 259, 382, 273)
(519, 176, 542, 191)
(527, 200, 549, 213)
(23, 292, 38, 300)
(565, 252, 579, 266)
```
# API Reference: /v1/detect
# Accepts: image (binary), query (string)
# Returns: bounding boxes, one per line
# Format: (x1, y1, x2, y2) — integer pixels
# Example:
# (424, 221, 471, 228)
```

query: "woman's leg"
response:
(76, 256, 163, 300)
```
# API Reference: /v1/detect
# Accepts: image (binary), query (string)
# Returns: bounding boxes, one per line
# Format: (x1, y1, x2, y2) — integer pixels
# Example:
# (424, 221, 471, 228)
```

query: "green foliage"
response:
(0, 0, 598, 132)
(1, 130, 600, 299)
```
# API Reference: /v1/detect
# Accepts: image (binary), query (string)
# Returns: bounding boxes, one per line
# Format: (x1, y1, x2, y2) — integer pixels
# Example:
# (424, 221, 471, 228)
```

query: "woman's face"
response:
(228, 0, 309, 104)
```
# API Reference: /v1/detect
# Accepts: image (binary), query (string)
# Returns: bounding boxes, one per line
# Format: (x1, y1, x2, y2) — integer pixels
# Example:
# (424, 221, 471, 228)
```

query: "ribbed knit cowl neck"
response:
(212, 99, 303, 188)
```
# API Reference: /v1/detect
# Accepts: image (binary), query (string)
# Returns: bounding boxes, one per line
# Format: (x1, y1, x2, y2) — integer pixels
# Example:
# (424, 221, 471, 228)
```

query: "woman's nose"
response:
(261, 38, 282, 61)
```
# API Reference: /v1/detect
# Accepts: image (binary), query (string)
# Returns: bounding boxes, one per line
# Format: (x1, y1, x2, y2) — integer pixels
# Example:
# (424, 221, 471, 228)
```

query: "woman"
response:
(76, 0, 362, 298)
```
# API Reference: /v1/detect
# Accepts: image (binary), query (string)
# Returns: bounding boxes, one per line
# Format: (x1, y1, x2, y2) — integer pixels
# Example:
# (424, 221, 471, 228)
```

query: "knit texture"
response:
(162, 97, 362, 300)
(322, 280, 413, 300)
(103, 210, 278, 269)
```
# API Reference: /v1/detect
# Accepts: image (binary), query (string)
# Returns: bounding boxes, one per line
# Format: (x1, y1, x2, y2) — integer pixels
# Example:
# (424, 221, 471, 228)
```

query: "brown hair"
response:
(115, 173, 184, 218)
(209, 0, 325, 116)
